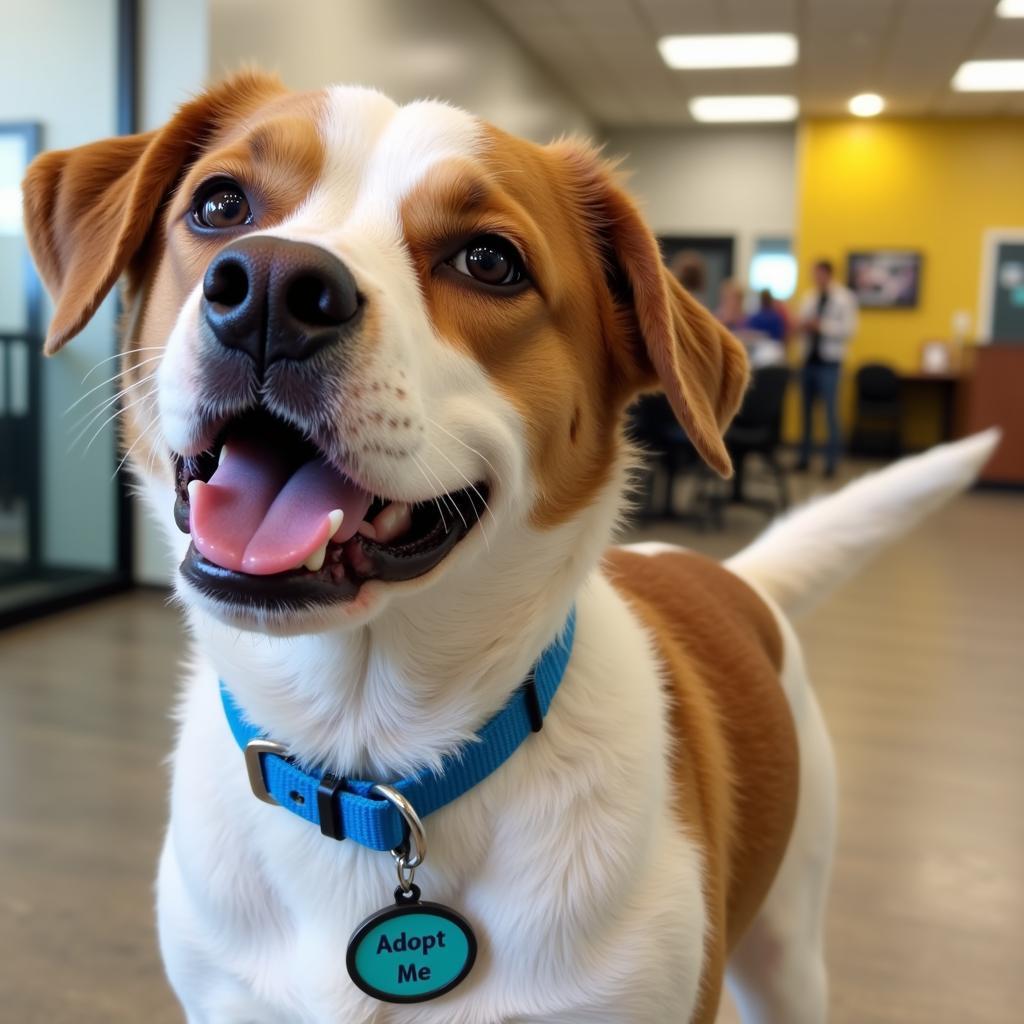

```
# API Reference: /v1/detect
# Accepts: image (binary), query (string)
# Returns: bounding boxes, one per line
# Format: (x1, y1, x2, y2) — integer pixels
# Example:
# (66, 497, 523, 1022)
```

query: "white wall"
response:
(209, 0, 594, 142)
(0, 1, 120, 571)
(603, 126, 797, 287)
(140, 0, 209, 133)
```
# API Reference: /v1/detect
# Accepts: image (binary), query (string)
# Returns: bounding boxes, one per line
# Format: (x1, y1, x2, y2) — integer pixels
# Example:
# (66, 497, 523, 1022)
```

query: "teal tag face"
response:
(346, 888, 477, 1003)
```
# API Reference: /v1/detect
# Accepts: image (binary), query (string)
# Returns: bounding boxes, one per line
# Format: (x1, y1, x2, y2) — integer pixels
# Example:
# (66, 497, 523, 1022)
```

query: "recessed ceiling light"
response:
(689, 96, 799, 123)
(996, 0, 1024, 17)
(952, 60, 1024, 91)
(658, 33, 798, 70)
(849, 93, 885, 117)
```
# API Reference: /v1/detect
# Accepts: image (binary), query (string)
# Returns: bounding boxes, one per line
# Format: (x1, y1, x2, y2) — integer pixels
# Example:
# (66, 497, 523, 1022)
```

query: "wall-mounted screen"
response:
(847, 250, 922, 309)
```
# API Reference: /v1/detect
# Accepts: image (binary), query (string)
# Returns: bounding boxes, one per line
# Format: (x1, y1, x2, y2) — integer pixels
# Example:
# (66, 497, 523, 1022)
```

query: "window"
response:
(749, 237, 797, 300)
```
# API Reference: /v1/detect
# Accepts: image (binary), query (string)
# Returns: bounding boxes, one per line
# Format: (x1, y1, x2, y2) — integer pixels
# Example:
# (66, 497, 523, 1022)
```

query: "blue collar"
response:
(220, 608, 576, 852)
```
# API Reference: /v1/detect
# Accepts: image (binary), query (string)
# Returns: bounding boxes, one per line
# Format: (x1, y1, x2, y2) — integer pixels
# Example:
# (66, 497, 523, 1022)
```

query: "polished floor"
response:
(1, 465, 1022, 1022)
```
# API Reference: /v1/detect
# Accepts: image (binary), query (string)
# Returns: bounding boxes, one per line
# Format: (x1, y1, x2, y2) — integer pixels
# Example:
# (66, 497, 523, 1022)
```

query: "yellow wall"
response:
(790, 117, 1024, 447)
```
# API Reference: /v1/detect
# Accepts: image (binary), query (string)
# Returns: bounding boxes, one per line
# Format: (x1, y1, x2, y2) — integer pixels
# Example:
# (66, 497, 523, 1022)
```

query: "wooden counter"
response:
(958, 344, 1024, 484)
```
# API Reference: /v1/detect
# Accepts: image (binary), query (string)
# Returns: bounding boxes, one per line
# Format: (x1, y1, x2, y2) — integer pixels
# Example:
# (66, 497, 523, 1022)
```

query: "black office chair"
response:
(628, 394, 717, 526)
(720, 364, 792, 513)
(850, 362, 902, 456)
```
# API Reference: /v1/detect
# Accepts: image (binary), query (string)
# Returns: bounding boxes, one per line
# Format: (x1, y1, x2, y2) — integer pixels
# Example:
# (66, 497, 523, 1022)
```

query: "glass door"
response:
(0, 124, 43, 587)
(988, 240, 1024, 343)
(0, 0, 131, 625)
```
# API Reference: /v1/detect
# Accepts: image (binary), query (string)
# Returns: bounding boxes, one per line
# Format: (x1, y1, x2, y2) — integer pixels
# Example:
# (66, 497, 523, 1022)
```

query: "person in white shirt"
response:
(795, 259, 859, 477)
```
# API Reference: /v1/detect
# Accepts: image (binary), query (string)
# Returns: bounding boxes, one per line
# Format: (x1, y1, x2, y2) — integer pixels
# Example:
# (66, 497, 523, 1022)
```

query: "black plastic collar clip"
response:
(317, 773, 347, 840)
(522, 672, 544, 733)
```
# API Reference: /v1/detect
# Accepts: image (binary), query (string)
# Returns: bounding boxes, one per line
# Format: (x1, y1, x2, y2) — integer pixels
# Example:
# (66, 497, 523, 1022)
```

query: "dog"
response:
(23, 71, 997, 1022)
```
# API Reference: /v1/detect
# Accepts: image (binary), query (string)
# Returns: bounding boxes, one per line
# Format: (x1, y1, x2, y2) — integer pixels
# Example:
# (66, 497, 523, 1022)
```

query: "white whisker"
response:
(113, 404, 161, 480)
(64, 355, 165, 416)
(424, 416, 500, 482)
(409, 452, 450, 532)
(80, 346, 165, 385)
(78, 385, 159, 456)
(415, 451, 468, 531)
(423, 438, 492, 551)
(69, 371, 158, 436)
(423, 435, 496, 523)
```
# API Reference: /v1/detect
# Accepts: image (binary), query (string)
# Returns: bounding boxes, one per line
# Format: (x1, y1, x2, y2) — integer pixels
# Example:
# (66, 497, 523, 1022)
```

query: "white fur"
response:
(147, 88, 996, 1022)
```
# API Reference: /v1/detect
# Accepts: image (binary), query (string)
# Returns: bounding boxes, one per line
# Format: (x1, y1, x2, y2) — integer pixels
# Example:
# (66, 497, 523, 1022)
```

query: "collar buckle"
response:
(244, 738, 289, 805)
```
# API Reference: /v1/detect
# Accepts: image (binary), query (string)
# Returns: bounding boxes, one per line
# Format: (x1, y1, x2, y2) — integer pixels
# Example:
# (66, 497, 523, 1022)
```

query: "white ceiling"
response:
(478, 0, 1024, 125)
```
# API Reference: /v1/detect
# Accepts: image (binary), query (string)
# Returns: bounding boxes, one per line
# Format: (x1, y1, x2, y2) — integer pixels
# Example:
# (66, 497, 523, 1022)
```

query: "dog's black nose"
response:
(202, 236, 361, 369)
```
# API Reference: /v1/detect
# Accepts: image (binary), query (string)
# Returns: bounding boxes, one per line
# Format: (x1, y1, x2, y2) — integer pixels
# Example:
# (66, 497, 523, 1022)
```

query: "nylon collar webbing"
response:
(220, 607, 576, 851)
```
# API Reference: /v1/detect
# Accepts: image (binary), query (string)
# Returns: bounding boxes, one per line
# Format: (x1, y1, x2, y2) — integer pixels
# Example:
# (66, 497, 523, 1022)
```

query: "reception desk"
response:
(958, 344, 1024, 484)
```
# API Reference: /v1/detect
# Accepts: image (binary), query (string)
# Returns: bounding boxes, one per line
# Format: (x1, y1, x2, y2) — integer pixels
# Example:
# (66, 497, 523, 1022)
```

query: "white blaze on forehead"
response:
(294, 85, 483, 235)
(259, 86, 485, 391)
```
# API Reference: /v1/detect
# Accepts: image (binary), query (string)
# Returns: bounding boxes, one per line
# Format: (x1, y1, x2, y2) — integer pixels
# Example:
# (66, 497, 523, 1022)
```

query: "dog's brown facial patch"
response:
(119, 88, 328, 477)
(400, 134, 633, 530)
(400, 123, 748, 531)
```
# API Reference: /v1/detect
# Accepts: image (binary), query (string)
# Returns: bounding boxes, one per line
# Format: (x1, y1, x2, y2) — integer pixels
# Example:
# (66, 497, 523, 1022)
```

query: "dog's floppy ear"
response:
(22, 70, 286, 355)
(557, 142, 749, 477)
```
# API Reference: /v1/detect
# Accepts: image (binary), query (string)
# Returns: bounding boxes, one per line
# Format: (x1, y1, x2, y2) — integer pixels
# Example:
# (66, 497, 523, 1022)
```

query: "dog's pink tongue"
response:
(189, 437, 373, 575)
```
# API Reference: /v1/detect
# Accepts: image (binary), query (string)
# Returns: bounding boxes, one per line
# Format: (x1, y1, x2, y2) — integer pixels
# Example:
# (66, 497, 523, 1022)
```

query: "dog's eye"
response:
(448, 235, 525, 287)
(192, 181, 252, 230)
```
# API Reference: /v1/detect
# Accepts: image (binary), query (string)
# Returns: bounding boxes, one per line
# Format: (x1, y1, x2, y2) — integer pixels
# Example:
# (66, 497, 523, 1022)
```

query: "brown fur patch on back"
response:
(604, 548, 797, 1022)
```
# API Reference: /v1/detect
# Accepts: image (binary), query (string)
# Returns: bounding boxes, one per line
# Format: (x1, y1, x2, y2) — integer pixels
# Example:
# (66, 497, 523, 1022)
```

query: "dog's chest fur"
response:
(159, 552, 797, 1023)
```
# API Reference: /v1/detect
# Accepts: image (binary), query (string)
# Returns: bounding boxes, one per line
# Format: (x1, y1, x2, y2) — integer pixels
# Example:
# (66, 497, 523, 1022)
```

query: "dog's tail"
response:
(726, 429, 1000, 619)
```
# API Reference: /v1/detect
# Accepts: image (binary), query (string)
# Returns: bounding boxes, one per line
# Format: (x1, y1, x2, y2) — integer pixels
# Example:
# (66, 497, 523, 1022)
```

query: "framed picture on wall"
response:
(846, 250, 922, 309)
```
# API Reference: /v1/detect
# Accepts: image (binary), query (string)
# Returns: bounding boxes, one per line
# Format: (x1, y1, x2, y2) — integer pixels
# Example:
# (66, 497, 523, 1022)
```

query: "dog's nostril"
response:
(204, 259, 249, 308)
(286, 273, 355, 328)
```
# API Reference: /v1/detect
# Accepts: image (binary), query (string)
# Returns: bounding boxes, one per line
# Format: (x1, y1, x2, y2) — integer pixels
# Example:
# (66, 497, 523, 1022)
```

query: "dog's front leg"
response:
(158, 834, 286, 1024)
(157, 835, 226, 1023)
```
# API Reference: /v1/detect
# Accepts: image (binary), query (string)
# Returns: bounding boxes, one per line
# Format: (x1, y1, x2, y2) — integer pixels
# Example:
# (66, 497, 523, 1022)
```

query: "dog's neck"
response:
(184, 485, 621, 780)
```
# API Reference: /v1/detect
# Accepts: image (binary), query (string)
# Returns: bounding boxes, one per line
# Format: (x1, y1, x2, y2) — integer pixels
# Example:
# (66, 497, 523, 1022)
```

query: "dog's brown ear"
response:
(22, 70, 286, 355)
(556, 142, 749, 477)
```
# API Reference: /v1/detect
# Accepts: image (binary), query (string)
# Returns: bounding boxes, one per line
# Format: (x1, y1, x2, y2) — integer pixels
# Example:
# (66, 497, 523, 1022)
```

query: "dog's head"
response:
(23, 72, 747, 634)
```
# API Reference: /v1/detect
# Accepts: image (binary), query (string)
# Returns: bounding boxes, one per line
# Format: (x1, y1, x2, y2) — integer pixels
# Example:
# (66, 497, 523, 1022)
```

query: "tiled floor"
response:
(1, 463, 1022, 1022)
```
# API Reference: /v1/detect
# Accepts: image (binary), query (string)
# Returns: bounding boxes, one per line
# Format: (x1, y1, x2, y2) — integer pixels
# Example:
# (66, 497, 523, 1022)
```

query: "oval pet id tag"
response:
(346, 884, 477, 1003)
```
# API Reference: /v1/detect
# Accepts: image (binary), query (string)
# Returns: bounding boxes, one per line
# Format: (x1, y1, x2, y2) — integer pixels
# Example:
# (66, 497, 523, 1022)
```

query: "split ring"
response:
(372, 784, 427, 870)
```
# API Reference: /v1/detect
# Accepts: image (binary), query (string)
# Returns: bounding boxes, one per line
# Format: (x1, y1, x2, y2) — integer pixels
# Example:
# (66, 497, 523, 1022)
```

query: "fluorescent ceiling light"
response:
(952, 60, 1024, 91)
(689, 95, 799, 123)
(996, 0, 1024, 17)
(849, 93, 885, 117)
(658, 33, 798, 70)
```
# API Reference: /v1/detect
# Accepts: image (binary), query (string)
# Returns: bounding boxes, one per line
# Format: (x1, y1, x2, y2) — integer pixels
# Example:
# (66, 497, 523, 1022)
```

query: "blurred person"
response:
(715, 277, 746, 331)
(796, 259, 858, 477)
(773, 294, 795, 344)
(745, 288, 786, 342)
(669, 249, 707, 306)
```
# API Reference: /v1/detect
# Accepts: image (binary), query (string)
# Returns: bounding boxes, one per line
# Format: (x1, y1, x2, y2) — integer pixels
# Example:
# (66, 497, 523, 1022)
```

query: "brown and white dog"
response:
(23, 72, 996, 1023)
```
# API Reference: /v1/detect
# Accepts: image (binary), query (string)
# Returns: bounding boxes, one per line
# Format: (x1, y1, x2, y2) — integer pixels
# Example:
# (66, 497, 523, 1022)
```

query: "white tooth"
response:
(303, 543, 328, 572)
(217, 443, 229, 466)
(187, 479, 203, 502)
(372, 502, 412, 543)
(327, 508, 344, 538)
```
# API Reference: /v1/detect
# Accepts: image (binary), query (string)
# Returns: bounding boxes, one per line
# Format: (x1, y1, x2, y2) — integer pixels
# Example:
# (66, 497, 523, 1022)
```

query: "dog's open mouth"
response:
(173, 411, 488, 608)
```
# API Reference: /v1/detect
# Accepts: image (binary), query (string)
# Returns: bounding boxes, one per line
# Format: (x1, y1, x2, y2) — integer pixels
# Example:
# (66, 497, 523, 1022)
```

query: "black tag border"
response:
(346, 899, 478, 1004)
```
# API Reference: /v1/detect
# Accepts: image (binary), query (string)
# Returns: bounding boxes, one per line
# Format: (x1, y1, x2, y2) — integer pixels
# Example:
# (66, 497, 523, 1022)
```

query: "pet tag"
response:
(346, 883, 477, 1003)
(346, 783, 477, 1003)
